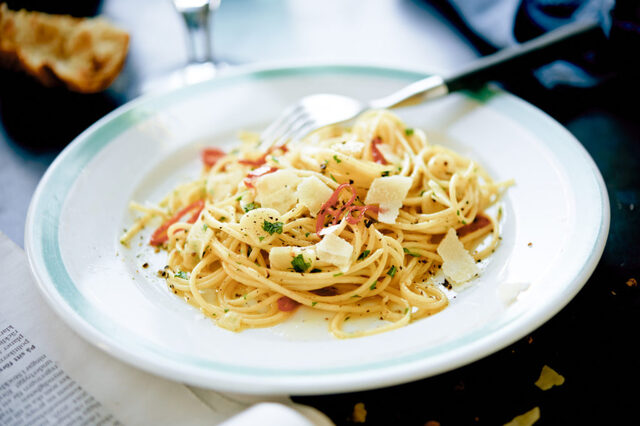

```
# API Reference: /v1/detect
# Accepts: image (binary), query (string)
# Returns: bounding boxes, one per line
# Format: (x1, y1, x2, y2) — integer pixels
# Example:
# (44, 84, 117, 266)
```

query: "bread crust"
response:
(0, 3, 129, 93)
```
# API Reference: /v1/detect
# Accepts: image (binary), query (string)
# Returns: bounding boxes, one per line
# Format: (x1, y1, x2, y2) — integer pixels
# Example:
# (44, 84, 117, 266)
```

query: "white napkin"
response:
(0, 231, 333, 426)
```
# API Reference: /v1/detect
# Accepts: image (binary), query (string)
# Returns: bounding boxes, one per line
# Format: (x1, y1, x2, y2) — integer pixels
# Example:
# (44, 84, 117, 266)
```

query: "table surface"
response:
(1, 1, 638, 425)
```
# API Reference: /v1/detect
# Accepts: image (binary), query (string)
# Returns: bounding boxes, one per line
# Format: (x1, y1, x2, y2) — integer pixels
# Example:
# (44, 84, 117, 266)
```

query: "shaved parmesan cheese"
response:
(297, 176, 333, 216)
(255, 170, 302, 214)
(319, 224, 341, 236)
(504, 407, 540, 426)
(316, 233, 353, 271)
(437, 228, 479, 284)
(217, 311, 242, 332)
(186, 217, 213, 259)
(269, 246, 316, 271)
(331, 140, 365, 157)
(239, 207, 282, 244)
(378, 201, 403, 224)
(497, 281, 530, 305)
(376, 143, 401, 164)
(364, 176, 412, 224)
(206, 168, 243, 201)
(535, 365, 565, 390)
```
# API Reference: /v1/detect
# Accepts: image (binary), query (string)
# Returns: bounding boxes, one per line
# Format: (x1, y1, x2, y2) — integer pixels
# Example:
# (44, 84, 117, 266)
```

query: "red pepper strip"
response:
(277, 296, 300, 312)
(315, 184, 378, 234)
(149, 200, 205, 246)
(345, 205, 379, 224)
(239, 144, 288, 167)
(371, 137, 389, 165)
(457, 214, 491, 238)
(243, 165, 279, 189)
(202, 148, 226, 167)
(316, 184, 354, 234)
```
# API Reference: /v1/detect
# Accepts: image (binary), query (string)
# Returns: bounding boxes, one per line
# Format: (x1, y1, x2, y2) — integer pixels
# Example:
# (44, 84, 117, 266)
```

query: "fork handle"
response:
(369, 19, 603, 109)
(445, 19, 602, 92)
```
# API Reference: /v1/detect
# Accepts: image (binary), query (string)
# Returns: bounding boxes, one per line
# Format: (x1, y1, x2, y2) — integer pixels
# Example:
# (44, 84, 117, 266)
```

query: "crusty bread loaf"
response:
(0, 3, 129, 93)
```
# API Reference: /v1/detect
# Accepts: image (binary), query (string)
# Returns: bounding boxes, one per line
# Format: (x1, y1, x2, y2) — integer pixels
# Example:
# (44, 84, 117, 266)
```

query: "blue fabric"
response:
(445, 0, 624, 88)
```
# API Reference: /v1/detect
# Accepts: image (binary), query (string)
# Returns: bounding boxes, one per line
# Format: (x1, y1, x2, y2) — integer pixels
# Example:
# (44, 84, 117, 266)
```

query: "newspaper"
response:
(0, 232, 332, 426)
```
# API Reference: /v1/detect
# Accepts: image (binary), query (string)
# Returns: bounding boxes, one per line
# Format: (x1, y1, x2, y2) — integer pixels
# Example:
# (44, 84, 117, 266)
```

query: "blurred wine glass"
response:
(139, 0, 223, 94)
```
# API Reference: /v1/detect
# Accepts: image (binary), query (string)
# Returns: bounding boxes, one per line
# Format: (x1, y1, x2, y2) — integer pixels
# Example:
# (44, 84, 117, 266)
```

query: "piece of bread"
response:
(0, 3, 129, 93)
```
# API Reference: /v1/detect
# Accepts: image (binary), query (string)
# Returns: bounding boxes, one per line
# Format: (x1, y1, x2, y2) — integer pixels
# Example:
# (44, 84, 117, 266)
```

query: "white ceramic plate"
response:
(25, 64, 609, 395)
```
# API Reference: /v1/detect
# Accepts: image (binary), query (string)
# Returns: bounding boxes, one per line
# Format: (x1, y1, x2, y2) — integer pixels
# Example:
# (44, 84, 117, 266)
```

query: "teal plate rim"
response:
(24, 62, 610, 395)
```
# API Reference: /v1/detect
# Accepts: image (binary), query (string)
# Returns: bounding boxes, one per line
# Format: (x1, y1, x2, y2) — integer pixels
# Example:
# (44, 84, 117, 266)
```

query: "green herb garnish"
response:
(403, 248, 420, 257)
(243, 202, 258, 212)
(175, 270, 188, 279)
(333, 154, 342, 163)
(330, 173, 337, 182)
(357, 250, 371, 261)
(291, 254, 311, 273)
(369, 283, 377, 290)
(262, 220, 284, 235)
(312, 301, 318, 307)
(203, 224, 209, 231)
(405, 128, 414, 136)
(381, 171, 390, 177)
(333, 272, 343, 277)
(387, 265, 397, 277)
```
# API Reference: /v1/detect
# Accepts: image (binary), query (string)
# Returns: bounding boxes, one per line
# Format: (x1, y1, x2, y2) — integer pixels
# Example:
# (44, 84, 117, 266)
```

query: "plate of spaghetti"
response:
(25, 63, 609, 394)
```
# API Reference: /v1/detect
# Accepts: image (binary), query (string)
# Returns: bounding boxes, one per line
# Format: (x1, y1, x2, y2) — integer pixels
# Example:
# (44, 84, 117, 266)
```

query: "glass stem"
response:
(173, 1, 217, 64)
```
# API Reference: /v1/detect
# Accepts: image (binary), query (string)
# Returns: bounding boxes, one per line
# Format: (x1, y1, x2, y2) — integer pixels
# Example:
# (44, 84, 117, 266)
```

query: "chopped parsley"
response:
(333, 272, 343, 277)
(387, 265, 397, 277)
(243, 202, 258, 212)
(333, 154, 342, 163)
(262, 220, 283, 235)
(403, 248, 420, 257)
(357, 250, 371, 260)
(381, 171, 390, 177)
(258, 236, 265, 241)
(369, 282, 377, 290)
(174, 270, 188, 279)
(312, 301, 318, 307)
(330, 173, 337, 182)
(291, 254, 311, 273)
(305, 232, 310, 237)
(219, 216, 226, 222)
(405, 128, 414, 136)
(236, 195, 243, 201)
(203, 223, 209, 231)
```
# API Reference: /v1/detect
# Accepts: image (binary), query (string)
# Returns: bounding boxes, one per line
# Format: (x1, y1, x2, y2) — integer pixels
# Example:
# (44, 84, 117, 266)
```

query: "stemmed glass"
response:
(140, 0, 223, 94)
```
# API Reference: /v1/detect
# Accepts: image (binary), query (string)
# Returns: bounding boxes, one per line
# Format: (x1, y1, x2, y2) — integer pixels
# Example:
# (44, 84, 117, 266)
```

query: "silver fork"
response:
(258, 19, 601, 151)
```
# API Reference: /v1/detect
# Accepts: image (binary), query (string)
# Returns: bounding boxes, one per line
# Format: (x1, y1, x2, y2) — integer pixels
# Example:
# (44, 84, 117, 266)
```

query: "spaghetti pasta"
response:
(121, 110, 510, 338)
